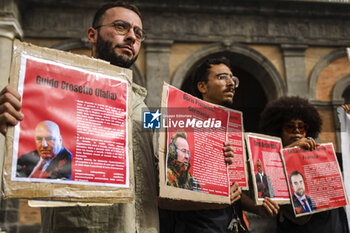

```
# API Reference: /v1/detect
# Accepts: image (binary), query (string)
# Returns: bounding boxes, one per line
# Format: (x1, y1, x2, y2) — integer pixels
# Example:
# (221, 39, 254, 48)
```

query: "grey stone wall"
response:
(18, 0, 350, 47)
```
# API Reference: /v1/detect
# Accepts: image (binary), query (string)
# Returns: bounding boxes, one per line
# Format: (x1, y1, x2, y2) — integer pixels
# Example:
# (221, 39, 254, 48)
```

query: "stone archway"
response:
(309, 48, 347, 101)
(51, 38, 145, 87)
(308, 48, 350, 151)
(333, 74, 350, 151)
(171, 42, 285, 132)
(333, 74, 350, 105)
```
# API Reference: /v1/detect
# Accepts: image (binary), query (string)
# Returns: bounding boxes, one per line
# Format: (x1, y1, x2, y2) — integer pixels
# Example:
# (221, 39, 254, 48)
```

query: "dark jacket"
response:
(292, 193, 316, 214)
(16, 147, 72, 179)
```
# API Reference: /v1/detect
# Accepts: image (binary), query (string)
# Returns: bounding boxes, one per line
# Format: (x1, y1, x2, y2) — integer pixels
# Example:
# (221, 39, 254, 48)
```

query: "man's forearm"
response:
(241, 193, 279, 217)
(241, 193, 260, 215)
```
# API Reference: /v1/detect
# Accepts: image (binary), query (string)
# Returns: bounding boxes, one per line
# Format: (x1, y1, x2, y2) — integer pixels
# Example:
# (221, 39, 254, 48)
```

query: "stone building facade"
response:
(0, 0, 349, 232)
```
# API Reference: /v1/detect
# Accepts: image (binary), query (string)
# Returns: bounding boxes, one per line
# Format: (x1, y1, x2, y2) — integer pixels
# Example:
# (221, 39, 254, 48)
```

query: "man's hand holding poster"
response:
(245, 133, 290, 205)
(282, 143, 348, 217)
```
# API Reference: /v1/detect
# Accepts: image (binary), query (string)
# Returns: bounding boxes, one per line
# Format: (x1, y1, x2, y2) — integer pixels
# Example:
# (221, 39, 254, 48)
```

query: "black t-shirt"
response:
(159, 201, 246, 233)
(277, 207, 349, 233)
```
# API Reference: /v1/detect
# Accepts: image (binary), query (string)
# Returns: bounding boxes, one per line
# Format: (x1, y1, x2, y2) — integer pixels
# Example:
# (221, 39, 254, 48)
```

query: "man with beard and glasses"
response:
(91, 8, 141, 68)
(159, 57, 280, 233)
(0, 2, 158, 233)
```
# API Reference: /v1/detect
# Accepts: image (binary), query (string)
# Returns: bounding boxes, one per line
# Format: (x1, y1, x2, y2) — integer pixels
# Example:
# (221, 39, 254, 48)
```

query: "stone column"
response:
(144, 39, 173, 107)
(281, 44, 308, 98)
(0, 0, 22, 86)
(0, 0, 23, 180)
(0, 1, 22, 233)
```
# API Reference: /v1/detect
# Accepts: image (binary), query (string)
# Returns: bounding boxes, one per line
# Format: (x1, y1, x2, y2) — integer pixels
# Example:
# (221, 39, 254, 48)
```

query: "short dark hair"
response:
(290, 170, 304, 184)
(92, 1, 141, 28)
(193, 56, 231, 99)
(259, 96, 322, 139)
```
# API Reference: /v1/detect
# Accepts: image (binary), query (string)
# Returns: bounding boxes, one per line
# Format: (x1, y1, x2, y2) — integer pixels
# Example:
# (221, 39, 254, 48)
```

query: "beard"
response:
(296, 189, 305, 197)
(221, 88, 235, 107)
(96, 36, 137, 68)
(221, 99, 234, 108)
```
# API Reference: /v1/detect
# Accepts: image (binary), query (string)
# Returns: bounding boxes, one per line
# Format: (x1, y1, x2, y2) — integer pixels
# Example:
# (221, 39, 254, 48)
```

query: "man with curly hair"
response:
(160, 56, 279, 233)
(259, 96, 348, 233)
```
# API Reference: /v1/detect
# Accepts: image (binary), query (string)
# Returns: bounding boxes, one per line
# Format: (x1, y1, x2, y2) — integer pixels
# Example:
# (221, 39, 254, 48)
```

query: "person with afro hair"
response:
(260, 96, 321, 150)
(259, 96, 349, 233)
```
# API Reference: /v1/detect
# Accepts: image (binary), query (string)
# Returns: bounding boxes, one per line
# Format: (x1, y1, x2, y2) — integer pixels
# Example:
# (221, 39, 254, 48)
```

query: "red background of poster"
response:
(166, 86, 230, 196)
(17, 57, 128, 185)
(227, 111, 246, 187)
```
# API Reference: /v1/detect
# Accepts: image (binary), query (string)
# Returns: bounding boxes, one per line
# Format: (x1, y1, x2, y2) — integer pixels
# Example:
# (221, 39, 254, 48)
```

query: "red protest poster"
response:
(245, 133, 290, 205)
(227, 110, 247, 189)
(282, 143, 348, 217)
(12, 55, 129, 187)
(165, 85, 230, 197)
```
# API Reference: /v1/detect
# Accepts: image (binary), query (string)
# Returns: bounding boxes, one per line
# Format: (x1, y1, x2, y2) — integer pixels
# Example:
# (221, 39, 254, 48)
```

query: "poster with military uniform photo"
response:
(158, 83, 247, 210)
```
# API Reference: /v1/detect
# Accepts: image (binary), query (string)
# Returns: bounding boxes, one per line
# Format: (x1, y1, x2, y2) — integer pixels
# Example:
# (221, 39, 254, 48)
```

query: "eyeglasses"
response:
(176, 148, 191, 156)
(94, 20, 145, 42)
(35, 136, 53, 142)
(283, 122, 308, 134)
(216, 74, 239, 88)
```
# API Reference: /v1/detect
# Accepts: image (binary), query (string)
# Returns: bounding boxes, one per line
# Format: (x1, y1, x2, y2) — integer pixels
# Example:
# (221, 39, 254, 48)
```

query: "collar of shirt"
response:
(295, 193, 306, 202)
(294, 193, 310, 209)
(41, 159, 53, 171)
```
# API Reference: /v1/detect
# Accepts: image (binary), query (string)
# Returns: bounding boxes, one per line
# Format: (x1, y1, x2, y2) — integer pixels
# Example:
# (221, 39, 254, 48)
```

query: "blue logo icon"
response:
(143, 110, 161, 129)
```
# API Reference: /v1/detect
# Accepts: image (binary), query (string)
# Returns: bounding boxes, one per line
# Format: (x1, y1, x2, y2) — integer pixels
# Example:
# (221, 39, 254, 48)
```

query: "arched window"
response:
(342, 86, 350, 104)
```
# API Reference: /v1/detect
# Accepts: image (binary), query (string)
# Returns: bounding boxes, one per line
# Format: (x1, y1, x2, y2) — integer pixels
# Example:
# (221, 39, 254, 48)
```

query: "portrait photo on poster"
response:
(166, 131, 201, 192)
(289, 170, 316, 214)
(16, 120, 72, 180)
(255, 158, 274, 198)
